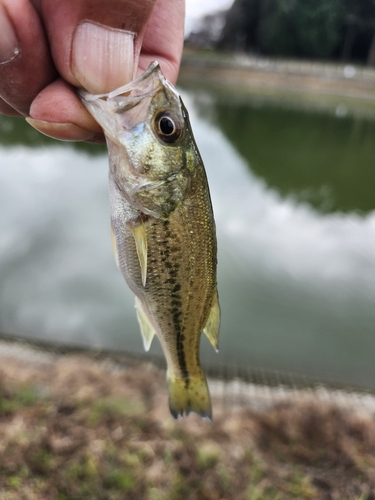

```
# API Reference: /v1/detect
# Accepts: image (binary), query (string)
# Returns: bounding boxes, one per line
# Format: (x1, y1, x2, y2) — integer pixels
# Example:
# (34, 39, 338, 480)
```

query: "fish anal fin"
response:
(135, 296, 156, 352)
(131, 222, 148, 286)
(167, 369, 212, 420)
(203, 290, 220, 352)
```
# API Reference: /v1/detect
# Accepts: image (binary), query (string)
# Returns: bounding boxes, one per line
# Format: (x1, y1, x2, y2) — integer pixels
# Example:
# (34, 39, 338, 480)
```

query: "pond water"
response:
(1, 85, 375, 388)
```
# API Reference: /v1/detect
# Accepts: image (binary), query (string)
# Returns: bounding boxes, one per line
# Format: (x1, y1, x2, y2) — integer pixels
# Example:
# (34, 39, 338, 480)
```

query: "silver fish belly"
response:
(80, 62, 220, 419)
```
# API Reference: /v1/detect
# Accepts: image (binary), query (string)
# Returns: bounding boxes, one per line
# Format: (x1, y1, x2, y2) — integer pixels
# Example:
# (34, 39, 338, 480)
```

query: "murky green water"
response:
(1, 86, 375, 388)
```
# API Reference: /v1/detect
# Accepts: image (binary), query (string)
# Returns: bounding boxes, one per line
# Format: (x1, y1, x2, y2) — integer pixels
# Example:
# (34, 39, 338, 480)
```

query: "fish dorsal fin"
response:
(110, 223, 120, 269)
(203, 290, 220, 352)
(131, 222, 148, 286)
(135, 296, 156, 352)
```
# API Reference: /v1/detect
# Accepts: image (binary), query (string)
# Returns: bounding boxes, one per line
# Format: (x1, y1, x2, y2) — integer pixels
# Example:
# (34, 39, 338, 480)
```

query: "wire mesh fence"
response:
(1, 329, 375, 414)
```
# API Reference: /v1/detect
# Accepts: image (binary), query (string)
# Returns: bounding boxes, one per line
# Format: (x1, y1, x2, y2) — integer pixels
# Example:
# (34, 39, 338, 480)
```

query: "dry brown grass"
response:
(0, 349, 373, 499)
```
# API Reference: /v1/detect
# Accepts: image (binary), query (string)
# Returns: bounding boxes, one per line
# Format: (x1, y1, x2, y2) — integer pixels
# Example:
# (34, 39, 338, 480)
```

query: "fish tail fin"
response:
(167, 370, 212, 420)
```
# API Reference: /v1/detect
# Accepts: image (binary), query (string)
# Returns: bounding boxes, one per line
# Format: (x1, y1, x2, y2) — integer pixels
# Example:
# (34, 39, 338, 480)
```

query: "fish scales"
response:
(80, 62, 220, 419)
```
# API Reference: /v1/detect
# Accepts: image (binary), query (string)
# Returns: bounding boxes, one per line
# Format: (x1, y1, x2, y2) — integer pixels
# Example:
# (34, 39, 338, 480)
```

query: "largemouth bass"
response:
(80, 62, 220, 419)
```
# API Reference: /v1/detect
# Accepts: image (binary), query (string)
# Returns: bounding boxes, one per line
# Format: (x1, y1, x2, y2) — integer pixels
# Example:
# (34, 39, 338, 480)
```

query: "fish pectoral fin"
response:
(203, 290, 220, 352)
(110, 223, 120, 269)
(131, 222, 148, 287)
(135, 296, 156, 352)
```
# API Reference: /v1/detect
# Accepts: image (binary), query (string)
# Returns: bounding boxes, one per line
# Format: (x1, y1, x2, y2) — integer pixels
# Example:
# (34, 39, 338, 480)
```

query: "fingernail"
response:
(26, 118, 97, 142)
(0, 5, 20, 64)
(72, 21, 134, 94)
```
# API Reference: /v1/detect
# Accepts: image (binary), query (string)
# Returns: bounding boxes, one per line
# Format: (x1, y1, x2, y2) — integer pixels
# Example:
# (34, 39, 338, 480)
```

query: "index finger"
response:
(0, 0, 57, 115)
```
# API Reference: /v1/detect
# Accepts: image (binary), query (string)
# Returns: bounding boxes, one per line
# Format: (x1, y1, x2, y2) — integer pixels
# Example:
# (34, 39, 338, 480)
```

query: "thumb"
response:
(40, 0, 157, 94)
(72, 22, 134, 94)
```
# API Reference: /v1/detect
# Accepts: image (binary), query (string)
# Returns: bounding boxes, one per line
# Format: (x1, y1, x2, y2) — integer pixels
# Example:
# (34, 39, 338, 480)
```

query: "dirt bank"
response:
(0, 341, 374, 499)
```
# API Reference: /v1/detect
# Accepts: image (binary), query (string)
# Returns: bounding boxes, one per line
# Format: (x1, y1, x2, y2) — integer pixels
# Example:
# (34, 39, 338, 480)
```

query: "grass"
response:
(88, 396, 145, 425)
(0, 352, 374, 499)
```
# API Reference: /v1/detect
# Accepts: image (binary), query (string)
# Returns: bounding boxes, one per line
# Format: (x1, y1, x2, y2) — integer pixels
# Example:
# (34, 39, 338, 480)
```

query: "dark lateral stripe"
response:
(162, 219, 190, 385)
(176, 330, 189, 386)
(172, 300, 189, 384)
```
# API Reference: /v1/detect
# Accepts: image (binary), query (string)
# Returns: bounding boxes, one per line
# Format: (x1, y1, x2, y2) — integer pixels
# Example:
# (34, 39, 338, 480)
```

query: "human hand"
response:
(0, 0, 185, 142)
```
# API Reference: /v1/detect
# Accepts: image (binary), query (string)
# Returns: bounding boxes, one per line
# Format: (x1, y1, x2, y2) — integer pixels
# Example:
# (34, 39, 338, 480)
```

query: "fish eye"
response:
(154, 111, 183, 144)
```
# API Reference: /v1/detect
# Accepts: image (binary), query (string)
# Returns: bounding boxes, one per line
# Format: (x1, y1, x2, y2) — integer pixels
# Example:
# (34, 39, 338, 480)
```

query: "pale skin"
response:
(0, 0, 185, 142)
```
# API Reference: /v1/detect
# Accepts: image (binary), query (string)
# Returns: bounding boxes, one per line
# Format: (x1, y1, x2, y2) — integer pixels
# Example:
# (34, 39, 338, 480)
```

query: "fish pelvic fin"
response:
(135, 296, 156, 352)
(131, 222, 148, 286)
(203, 289, 220, 352)
(167, 369, 212, 420)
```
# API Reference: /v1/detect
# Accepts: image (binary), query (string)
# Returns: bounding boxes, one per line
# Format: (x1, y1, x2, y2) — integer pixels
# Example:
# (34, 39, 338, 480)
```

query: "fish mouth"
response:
(78, 61, 177, 142)
(79, 61, 165, 113)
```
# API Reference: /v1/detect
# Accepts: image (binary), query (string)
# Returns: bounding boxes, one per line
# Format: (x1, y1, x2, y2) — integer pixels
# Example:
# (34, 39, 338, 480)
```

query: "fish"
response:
(80, 62, 220, 419)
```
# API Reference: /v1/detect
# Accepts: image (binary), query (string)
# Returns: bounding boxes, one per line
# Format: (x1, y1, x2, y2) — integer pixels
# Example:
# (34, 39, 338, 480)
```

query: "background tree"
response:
(189, 0, 375, 65)
(258, 0, 342, 59)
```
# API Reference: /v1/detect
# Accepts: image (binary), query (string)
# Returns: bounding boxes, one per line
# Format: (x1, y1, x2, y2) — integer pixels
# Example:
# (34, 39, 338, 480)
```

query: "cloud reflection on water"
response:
(185, 91, 375, 385)
(0, 93, 375, 386)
